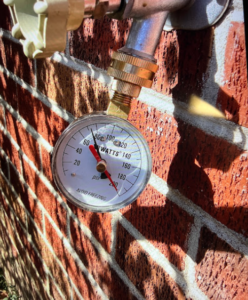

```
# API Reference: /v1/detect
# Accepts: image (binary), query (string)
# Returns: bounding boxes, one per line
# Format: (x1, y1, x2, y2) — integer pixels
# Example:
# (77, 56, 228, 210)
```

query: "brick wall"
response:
(0, 0, 247, 299)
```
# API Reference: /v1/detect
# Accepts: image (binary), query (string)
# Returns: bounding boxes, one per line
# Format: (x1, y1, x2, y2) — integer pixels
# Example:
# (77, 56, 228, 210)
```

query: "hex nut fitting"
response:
(107, 51, 158, 104)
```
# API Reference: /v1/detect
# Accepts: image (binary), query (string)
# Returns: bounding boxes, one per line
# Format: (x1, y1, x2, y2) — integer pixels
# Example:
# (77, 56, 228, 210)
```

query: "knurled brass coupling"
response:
(107, 51, 158, 119)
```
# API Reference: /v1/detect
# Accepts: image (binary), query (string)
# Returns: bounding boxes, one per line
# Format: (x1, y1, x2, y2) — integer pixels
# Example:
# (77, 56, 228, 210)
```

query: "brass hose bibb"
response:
(4, 0, 230, 119)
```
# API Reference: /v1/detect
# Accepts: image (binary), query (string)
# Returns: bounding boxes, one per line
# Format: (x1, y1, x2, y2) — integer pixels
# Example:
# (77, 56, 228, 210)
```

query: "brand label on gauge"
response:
(76, 188, 107, 201)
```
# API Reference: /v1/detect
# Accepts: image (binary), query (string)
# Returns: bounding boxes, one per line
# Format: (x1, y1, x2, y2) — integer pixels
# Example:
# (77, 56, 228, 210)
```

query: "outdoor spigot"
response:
(4, 0, 230, 119)
(3, 0, 122, 58)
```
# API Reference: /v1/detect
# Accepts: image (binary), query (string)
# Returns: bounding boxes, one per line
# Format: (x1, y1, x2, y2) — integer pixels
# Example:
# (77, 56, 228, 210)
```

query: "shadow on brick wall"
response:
(69, 17, 131, 70)
(117, 26, 247, 299)
(37, 58, 110, 118)
(170, 27, 247, 238)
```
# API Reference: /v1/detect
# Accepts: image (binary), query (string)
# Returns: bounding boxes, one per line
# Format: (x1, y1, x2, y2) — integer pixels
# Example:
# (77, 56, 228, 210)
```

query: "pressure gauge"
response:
(52, 113, 152, 212)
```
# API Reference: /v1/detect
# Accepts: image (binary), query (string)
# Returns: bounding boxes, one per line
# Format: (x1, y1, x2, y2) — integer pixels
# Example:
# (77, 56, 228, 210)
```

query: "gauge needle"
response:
(89, 145, 118, 192)
(91, 129, 102, 158)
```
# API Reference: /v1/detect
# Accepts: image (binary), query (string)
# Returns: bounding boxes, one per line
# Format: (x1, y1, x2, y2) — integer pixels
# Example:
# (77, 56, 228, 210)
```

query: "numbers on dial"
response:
(61, 123, 142, 198)
(118, 173, 126, 180)
(122, 152, 131, 159)
(76, 148, 82, 154)
(122, 162, 131, 169)
(83, 139, 90, 146)
(74, 160, 80, 166)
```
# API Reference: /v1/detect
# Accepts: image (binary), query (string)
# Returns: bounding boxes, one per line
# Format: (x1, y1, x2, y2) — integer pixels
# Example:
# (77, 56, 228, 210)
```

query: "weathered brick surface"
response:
(69, 17, 132, 70)
(45, 222, 102, 300)
(17, 85, 69, 146)
(0, 225, 33, 299)
(128, 100, 248, 237)
(0, 103, 4, 126)
(0, 213, 49, 300)
(27, 220, 73, 299)
(0, 170, 26, 228)
(9, 162, 45, 232)
(68, 203, 113, 253)
(22, 159, 67, 236)
(5, 111, 40, 169)
(0, 131, 21, 172)
(196, 227, 248, 300)
(0, 71, 18, 110)
(217, 22, 248, 128)
(0, 152, 8, 178)
(115, 223, 186, 300)
(49, 281, 67, 300)
(120, 185, 193, 271)
(0, 36, 35, 86)
(12, 217, 47, 283)
(0, 187, 11, 218)
(0, 0, 11, 31)
(37, 59, 110, 117)
(69, 219, 138, 299)
(153, 30, 179, 95)
(41, 146, 53, 181)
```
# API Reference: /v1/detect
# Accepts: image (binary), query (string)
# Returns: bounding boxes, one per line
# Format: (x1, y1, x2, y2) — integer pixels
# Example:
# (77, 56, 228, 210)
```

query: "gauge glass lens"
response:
(52, 114, 152, 212)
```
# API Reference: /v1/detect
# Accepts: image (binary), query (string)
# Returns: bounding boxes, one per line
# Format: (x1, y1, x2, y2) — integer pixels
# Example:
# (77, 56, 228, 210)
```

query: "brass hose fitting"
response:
(107, 51, 158, 119)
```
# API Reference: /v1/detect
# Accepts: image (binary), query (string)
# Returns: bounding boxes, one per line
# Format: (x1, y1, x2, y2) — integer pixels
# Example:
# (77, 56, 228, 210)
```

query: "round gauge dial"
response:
(52, 113, 152, 212)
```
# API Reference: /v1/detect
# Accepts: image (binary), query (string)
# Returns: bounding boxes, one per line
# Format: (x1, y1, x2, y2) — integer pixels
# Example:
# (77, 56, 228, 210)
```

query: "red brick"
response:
(115, 223, 186, 299)
(0, 103, 5, 126)
(0, 152, 8, 178)
(45, 222, 101, 300)
(36, 59, 110, 117)
(41, 146, 53, 181)
(196, 227, 248, 300)
(128, 100, 248, 237)
(0, 212, 47, 293)
(68, 203, 112, 253)
(13, 217, 47, 283)
(0, 226, 30, 298)
(69, 17, 132, 70)
(0, 37, 35, 86)
(49, 280, 67, 300)
(7, 162, 44, 231)
(17, 85, 69, 146)
(120, 185, 193, 271)
(9, 247, 49, 299)
(46, 256, 72, 300)
(217, 22, 248, 127)
(0, 170, 26, 228)
(5, 111, 40, 169)
(68, 219, 138, 299)
(0, 36, 5, 67)
(8, 160, 27, 195)
(0, 1, 12, 30)
(0, 71, 18, 110)
(0, 131, 21, 173)
(0, 187, 11, 218)
(22, 159, 67, 235)
(26, 220, 72, 299)
(152, 30, 179, 95)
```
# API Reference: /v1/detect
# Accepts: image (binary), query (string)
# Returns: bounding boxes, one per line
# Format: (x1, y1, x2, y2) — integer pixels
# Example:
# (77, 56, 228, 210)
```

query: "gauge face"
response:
(52, 113, 152, 212)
